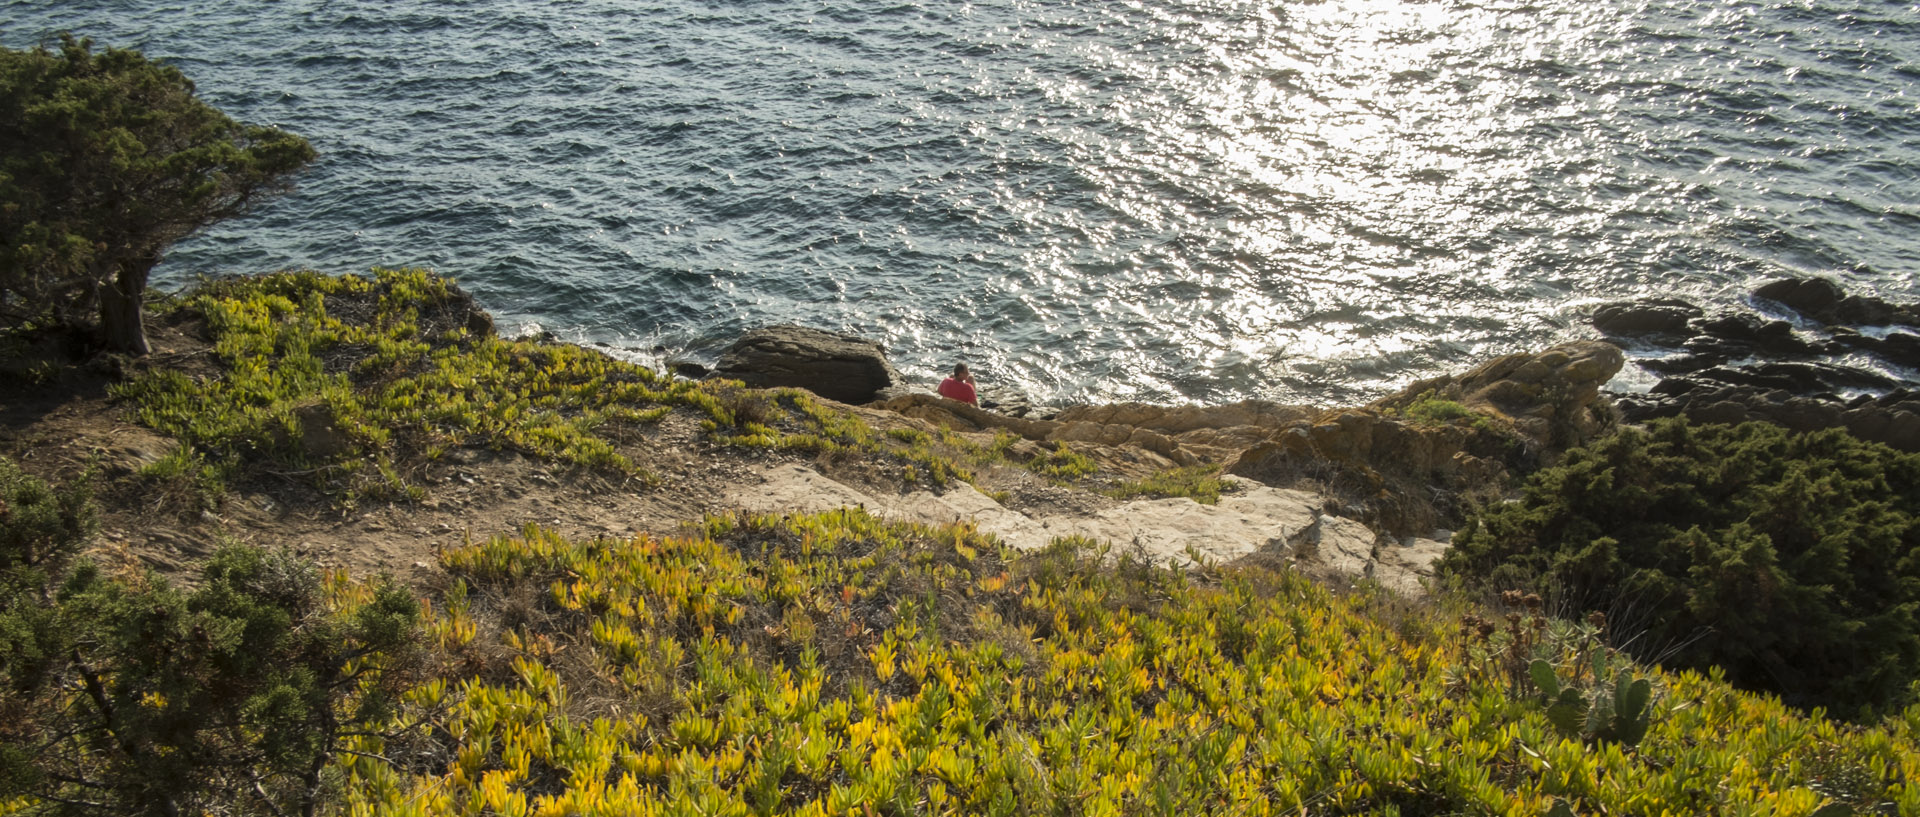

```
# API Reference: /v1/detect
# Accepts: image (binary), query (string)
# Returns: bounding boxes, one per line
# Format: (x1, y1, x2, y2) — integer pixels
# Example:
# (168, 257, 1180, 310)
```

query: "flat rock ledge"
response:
(727, 464, 1448, 596)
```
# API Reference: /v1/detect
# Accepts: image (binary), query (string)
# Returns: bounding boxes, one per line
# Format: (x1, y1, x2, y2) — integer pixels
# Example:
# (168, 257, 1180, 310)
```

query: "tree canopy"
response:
(0, 34, 314, 354)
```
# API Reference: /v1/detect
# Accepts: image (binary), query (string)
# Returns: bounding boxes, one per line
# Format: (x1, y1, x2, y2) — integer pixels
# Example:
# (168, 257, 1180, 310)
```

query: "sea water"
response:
(6, 0, 1917, 405)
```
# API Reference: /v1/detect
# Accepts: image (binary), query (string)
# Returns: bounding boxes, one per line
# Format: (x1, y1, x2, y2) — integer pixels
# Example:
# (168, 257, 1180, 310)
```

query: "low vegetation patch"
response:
(4, 462, 1913, 815)
(1104, 463, 1237, 505)
(1399, 392, 1495, 431)
(1442, 417, 1920, 718)
(111, 268, 739, 504)
(333, 511, 1911, 816)
(108, 269, 1024, 507)
(1025, 441, 1097, 481)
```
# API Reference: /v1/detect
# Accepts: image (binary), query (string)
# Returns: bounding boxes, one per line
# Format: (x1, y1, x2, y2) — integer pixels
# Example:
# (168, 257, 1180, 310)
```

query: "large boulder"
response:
(712, 326, 903, 404)
(1378, 340, 1625, 449)
(1591, 299, 1703, 338)
(1754, 277, 1920, 327)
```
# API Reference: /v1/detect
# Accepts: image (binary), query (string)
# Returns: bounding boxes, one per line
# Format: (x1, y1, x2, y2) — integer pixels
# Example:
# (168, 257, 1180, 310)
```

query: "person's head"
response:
(953, 363, 970, 378)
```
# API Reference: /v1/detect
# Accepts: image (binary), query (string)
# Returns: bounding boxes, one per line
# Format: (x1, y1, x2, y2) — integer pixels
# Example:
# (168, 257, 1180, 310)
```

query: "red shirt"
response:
(937, 377, 977, 406)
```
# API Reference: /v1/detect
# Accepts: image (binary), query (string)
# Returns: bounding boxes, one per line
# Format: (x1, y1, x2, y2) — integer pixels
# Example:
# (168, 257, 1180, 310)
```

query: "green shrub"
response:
(0, 457, 95, 576)
(1105, 464, 1236, 504)
(0, 36, 314, 355)
(3, 457, 427, 816)
(0, 532, 425, 817)
(136, 442, 230, 511)
(1441, 418, 1920, 717)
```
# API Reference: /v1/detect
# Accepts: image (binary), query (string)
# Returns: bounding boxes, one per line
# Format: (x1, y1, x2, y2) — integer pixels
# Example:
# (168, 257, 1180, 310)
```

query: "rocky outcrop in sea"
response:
(1595, 277, 1920, 451)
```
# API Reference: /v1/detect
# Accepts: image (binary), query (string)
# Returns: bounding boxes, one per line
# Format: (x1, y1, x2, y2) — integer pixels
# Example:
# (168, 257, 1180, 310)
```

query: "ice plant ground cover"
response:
(335, 510, 1913, 816)
(109, 269, 1103, 509)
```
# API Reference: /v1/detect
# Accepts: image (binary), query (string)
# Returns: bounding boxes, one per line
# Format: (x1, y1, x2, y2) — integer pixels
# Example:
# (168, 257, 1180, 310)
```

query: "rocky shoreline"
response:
(697, 318, 1631, 557)
(1594, 277, 1920, 451)
(671, 274, 1920, 593)
(696, 276, 1920, 467)
(11, 271, 1918, 599)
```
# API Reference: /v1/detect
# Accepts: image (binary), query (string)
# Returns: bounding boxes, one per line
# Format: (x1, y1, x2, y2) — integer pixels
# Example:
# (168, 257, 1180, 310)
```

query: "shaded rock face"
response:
(1230, 341, 1624, 534)
(712, 326, 903, 405)
(1049, 401, 1319, 466)
(873, 393, 1065, 443)
(1596, 277, 1920, 450)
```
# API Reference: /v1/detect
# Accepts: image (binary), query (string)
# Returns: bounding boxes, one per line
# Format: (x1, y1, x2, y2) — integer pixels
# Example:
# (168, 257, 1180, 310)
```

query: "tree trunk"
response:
(98, 265, 151, 356)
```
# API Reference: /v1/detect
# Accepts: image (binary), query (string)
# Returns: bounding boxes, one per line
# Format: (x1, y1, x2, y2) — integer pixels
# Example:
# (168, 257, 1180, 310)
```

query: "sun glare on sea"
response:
(1027, 0, 1617, 401)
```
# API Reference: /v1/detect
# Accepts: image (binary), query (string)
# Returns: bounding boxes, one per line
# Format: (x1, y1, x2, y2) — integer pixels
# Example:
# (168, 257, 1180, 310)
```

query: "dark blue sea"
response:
(6, 0, 1917, 405)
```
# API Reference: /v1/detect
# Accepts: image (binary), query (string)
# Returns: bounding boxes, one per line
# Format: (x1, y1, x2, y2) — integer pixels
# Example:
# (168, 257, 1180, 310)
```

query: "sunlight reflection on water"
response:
(7, 0, 1916, 405)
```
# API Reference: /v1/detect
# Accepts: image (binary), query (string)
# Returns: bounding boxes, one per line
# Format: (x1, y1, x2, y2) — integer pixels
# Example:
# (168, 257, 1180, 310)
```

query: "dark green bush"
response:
(1440, 417, 1920, 717)
(0, 457, 94, 576)
(0, 457, 425, 817)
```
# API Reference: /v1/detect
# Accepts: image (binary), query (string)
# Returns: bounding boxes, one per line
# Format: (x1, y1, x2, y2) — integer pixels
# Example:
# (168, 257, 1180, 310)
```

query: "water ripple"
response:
(5, 0, 1917, 405)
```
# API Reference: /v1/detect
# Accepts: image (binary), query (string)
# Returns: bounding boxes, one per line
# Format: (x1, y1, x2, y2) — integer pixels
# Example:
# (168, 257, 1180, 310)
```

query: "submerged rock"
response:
(712, 325, 903, 404)
(668, 360, 709, 379)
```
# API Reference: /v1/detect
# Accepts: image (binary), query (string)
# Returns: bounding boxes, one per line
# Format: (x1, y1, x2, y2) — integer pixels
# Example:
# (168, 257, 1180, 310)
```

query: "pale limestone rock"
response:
(724, 468, 1440, 594)
(871, 393, 1062, 438)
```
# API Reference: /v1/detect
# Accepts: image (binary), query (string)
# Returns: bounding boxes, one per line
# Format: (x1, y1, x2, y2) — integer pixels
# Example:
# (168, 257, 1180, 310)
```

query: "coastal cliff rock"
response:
(1229, 341, 1624, 533)
(1048, 401, 1317, 464)
(881, 341, 1622, 536)
(874, 393, 1063, 441)
(1376, 340, 1624, 448)
(712, 325, 902, 404)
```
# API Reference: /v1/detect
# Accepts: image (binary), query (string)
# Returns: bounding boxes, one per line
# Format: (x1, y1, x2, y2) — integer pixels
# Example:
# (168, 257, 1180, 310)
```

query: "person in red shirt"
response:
(937, 363, 977, 406)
